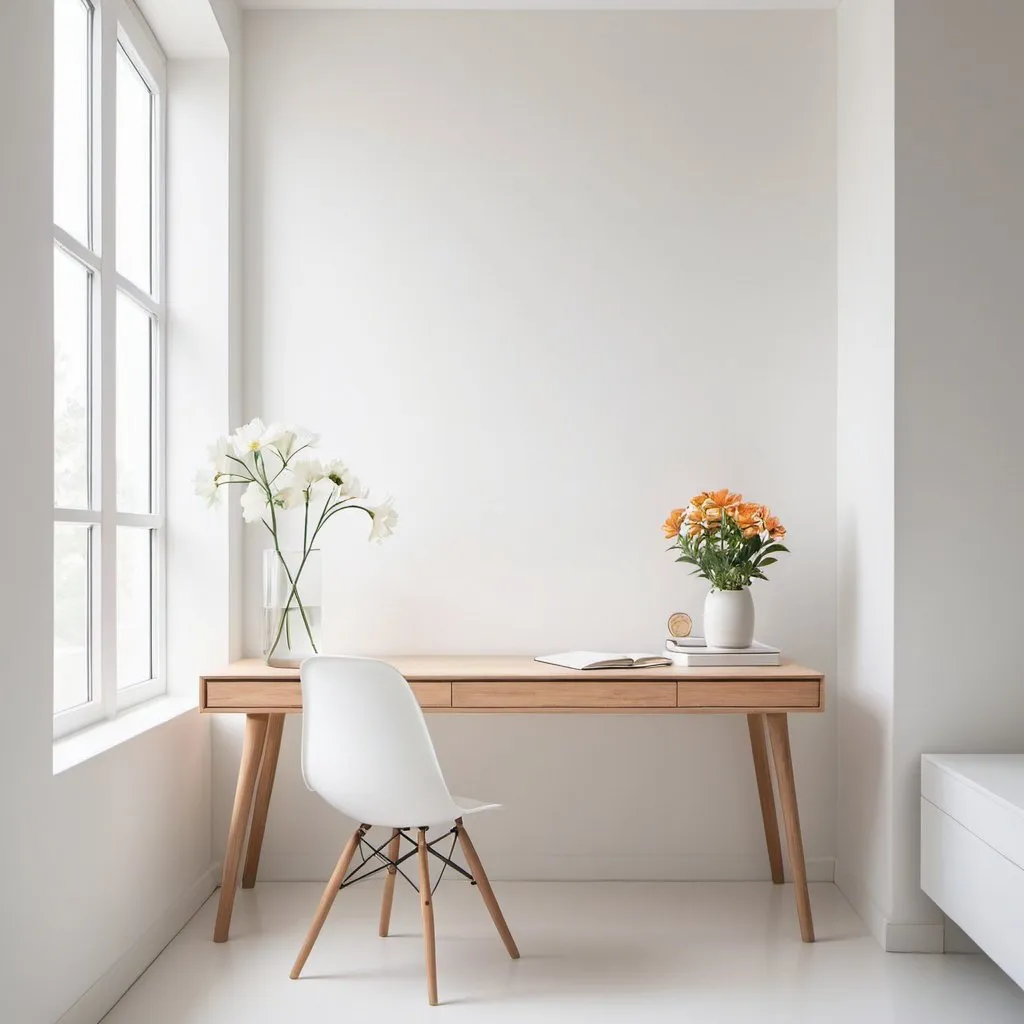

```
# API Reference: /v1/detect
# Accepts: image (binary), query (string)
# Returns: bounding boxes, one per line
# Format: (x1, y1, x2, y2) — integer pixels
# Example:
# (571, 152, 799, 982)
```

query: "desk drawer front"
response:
(412, 681, 453, 707)
(205, 680, 300, 710)
(453, 680, 676, 709)
(203, 679, 451, 710)
(677, 680, 821, 709)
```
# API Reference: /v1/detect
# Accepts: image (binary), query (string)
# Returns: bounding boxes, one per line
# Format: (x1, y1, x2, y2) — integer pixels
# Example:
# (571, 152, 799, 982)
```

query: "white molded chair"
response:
(290, 655, 519, 1005)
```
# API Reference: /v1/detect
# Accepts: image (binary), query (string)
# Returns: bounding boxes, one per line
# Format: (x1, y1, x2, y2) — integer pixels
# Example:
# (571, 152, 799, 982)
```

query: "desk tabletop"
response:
(202, 655, 824, 683)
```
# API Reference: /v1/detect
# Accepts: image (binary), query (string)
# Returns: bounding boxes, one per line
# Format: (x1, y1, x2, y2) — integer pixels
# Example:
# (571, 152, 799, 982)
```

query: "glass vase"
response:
(262, 549, 322, 667)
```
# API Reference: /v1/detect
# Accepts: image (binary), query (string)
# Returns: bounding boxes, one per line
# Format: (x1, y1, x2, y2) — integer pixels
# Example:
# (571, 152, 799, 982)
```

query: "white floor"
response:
(102, 881, 1024, 1023)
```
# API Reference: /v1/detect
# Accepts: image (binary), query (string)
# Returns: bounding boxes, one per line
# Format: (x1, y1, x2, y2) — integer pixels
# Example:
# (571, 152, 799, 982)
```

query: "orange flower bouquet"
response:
(663, 490, 788, 591)
(662, 490, 789, 647)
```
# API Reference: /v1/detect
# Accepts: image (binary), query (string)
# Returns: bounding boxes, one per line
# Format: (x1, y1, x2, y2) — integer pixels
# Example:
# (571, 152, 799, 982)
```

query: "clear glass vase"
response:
(262, 549, 322, 667)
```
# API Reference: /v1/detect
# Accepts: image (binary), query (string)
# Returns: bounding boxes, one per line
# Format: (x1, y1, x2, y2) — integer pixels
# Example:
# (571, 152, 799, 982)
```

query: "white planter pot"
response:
(704, 588, 755, 648)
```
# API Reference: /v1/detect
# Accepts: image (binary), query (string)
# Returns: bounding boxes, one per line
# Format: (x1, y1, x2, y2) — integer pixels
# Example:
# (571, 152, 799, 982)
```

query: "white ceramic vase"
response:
(704, 588, 755, 648)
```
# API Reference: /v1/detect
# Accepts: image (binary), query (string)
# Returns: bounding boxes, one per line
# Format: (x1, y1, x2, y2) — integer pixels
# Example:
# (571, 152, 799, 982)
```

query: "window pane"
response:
(116, 45, 153, 291)
(116, 292, 152, 512)
(54, 246, 91, 509)
(54, 0, 91, 242)
(117, 527, 153, 687)
(54, 522, 91, 713)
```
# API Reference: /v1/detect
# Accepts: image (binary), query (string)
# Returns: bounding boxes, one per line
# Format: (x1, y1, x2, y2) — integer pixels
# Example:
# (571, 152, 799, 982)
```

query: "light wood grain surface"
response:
(202, 655, 823, 682)
(200, 657, 825, 715)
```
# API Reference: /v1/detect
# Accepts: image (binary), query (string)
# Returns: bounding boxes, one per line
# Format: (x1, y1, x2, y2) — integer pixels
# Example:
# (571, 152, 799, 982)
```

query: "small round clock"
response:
(667, 611, 693, 638)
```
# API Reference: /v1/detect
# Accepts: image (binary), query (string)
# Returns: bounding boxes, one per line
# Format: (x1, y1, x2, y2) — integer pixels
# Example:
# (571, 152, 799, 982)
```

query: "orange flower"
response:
(732, 502, 763, 528)
(662, 508, 685, 539)
(761, 510, 786, 541)
(707, 489, 742, 509)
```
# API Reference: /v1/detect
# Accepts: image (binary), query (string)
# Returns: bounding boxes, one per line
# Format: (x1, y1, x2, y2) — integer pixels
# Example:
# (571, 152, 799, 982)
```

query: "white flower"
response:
(272, 469, 306, 510)
(368, 499, 397, 542)
(323, 459, 365, 499)
(290, 459, 326, 489)
(231, 418, 287, 459)
(322, 458, 346, 484)
(194, 470, 220, 508)
(240, 482, 268, 524)
(207, 436, 232, 475)
(276, 426, 320, 459)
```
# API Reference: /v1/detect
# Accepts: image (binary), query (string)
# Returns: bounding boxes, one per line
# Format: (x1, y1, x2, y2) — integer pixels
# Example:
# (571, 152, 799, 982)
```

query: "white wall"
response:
(227, 10, 838, 882)
(892, 0, 1024, 931)
(837, 0, 1024, 952)
(0, 3, 241, 1021)
(835, 0, 895, 946)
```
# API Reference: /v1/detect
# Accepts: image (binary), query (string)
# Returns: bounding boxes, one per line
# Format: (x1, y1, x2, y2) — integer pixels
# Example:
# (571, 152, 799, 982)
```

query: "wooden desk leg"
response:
(765, 713, 815, 942)
(747, 714, 785, 884)
(242, 713, 285, 889)
(214, 713, 269, 943)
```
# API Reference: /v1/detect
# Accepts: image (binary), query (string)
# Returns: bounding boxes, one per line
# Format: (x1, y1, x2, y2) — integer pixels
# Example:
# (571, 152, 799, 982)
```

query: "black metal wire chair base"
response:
(340, 826, 475, 895)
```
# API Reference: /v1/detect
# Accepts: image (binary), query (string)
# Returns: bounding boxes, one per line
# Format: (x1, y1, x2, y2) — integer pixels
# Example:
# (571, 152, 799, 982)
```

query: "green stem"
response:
(265, 545, 317, 661)
(256, 454, 317, 660)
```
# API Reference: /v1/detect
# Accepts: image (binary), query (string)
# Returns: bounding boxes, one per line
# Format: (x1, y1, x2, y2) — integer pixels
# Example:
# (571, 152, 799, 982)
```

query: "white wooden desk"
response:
(200, 656, 826, 944)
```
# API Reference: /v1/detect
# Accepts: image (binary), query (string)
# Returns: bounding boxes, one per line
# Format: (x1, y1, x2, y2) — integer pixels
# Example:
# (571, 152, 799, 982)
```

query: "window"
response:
(53, 0, 166, 737)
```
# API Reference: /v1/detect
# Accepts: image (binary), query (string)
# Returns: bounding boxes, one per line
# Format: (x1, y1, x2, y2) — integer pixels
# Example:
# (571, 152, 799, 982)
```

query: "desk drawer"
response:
(202, 679, 451, 710)
(452, 680, 676, 709)
(412, 681, 452, 707)
(204, 680, 301, 711)
(677, 680, 821, 709)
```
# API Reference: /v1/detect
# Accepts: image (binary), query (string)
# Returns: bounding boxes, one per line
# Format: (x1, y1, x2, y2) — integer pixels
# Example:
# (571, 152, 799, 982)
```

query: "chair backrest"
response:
(299, 655, 461, 827)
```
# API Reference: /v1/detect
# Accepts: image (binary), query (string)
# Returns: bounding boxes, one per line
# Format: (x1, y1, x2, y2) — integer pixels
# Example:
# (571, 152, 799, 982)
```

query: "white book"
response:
(535, 651, 673, 671)
(663, 639, 781, 667)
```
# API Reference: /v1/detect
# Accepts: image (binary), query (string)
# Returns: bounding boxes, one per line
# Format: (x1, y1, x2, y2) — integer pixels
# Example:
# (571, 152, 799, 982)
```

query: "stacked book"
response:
(664, 636, 781, 667)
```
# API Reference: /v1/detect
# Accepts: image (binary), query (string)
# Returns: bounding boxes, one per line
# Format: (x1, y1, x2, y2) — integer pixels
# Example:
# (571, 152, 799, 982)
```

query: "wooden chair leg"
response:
(456, 818, 520, 959)
(242, 713, 285, 889)
(291, 825, 368, 979)
(765, 713, 815, 942)
(379, 828, 402, 937)
(747, 713, 785, 884)
(417, 828, 439, 1006)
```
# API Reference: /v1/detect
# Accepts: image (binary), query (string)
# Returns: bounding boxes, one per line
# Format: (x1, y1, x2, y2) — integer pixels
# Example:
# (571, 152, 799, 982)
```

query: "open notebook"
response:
(535, 651, 673, 671)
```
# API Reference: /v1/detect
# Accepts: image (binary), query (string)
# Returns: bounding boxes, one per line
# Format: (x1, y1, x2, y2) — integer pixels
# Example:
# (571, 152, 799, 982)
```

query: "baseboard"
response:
(834, 863, 888, 948)
(484, 854, 836, 883)
(834, 863, 946, 953)
(265, 853, 835, 884)
(57, 863, 219, 1024)
(883, 921, 945, 953)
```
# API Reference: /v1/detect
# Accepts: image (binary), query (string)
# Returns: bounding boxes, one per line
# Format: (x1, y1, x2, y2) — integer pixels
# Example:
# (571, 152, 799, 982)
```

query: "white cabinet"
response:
(921, 754, 1024, 988)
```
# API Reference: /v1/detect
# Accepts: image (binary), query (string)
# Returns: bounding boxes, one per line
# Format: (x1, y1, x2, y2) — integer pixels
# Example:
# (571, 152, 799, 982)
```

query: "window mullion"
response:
(98, 0, 118, 720)
(54, 225, 102, 274)
(114, 273, 161, 318)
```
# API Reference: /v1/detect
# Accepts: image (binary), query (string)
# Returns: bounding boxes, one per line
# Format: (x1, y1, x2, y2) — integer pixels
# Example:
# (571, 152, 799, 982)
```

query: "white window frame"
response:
(53, 0, 167, 739)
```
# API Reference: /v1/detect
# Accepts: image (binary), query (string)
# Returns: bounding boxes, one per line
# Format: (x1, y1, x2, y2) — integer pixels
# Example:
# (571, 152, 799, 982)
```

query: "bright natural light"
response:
(53, 522, 91, 714)
(116, 290, 152, 513)
(53, 0, 90, 244)
(116, 525, 152, 687)
(116, 44, 153, 291)
(53, 245, 90, 509)
(52, 0, 164, 736)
